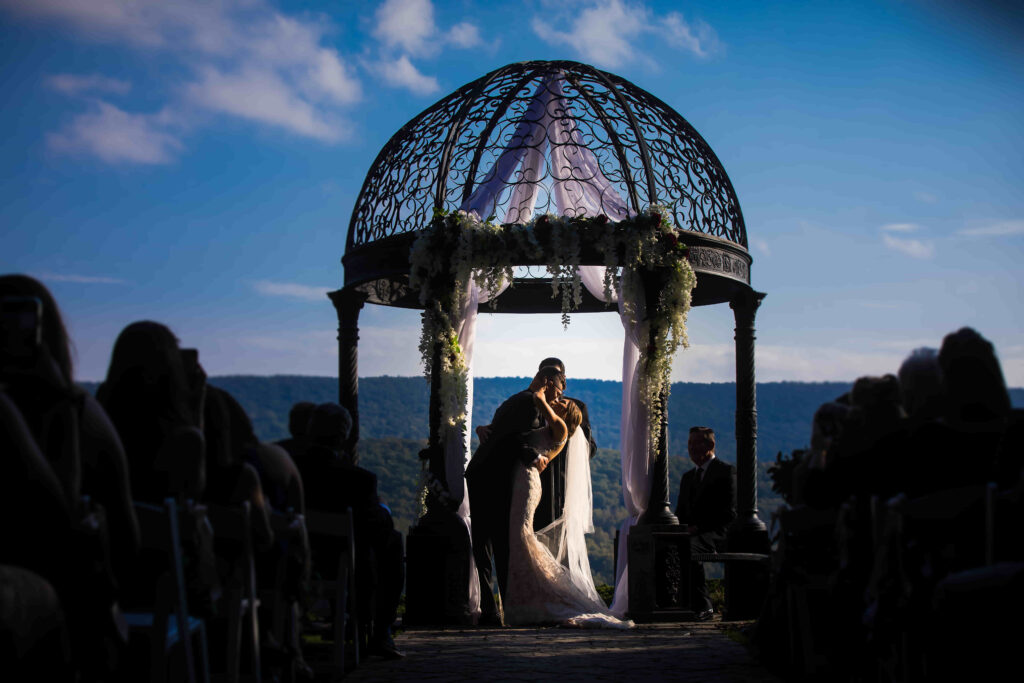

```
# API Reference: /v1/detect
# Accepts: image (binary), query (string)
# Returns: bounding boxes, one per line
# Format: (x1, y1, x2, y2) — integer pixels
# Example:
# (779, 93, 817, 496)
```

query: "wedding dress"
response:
(503, 430, 633, 628)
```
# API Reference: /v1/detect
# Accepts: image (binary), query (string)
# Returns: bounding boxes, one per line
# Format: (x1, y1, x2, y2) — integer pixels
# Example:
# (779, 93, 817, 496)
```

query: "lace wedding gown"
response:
(503, 430, 633, 629)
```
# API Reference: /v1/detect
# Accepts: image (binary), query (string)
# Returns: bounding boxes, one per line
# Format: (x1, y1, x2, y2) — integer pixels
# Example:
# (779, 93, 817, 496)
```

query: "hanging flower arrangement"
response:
(409, 207, 697, 474)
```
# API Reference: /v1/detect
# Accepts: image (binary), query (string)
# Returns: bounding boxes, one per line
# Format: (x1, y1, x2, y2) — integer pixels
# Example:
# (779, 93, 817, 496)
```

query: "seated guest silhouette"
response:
(675, 426, 736, 620)
(202, 385, 275, 550)
(0, 274, 140, 592)
(98, 321, 206, 503)
(0, 389, 77, 679)
(275, 401, 316, 472)
(300, 403, 404, 659)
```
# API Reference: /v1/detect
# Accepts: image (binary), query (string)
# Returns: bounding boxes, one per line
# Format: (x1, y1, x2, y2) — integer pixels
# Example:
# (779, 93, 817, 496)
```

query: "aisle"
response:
(329, 619, 782, 683)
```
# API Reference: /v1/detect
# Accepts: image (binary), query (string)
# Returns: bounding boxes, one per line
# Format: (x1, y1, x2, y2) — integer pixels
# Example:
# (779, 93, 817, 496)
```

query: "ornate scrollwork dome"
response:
(346, 60, 747, 253)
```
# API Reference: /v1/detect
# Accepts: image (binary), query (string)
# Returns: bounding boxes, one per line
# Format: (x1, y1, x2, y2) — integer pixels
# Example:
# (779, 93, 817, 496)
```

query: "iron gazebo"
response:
(331, 60, 767, 621)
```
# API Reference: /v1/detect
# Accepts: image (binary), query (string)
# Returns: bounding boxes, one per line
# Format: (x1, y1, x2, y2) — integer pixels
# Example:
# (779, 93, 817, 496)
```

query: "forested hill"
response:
(198, 375, 1024, 463)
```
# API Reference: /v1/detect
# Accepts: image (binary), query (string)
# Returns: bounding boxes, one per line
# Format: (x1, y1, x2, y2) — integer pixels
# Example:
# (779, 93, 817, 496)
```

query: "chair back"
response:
(134, 498, 198, 683)
(304, 508, 356, 581)
(206, 502, 255, 595)
(303, 508, 358, 670)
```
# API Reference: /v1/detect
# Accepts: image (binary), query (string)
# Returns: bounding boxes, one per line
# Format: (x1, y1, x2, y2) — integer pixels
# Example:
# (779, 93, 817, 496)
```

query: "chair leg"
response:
(247, 600, 262, 683)
(196, 621, 212, 683)
(334, 567, 348, 672)
(226, 592, 242, 683)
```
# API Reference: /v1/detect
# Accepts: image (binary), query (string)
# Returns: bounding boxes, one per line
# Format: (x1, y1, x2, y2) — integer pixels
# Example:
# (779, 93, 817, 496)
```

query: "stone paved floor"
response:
(312, 618, 782, 683)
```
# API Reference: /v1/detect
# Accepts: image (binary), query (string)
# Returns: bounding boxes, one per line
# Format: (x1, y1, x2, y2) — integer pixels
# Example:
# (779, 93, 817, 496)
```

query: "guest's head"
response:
(688, 427, 716, 466)
(898, 347, 945, 420)
(850, 374, 904, 423)
(288, 401, 316, 439)
(810, 401, 852, 457)
(0, 274, 74, 383)
(307, 403, 352, 454)
(939, 327, 1010, 422)
(98, 321, 193, 457)
(204, 385, 258, 468)
(553, 399, 583, 437)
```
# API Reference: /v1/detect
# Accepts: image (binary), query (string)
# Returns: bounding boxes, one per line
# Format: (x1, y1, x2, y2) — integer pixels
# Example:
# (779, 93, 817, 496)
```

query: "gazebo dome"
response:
(343, 59, 752, 310)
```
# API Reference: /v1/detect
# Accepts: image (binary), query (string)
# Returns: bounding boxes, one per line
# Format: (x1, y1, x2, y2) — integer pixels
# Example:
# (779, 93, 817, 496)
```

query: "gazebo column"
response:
(639, 386, 678, 526)
(328, 287, 367, 463)
(639, 268, 679, 526)
(405, 283, 476, 626)
(627, 270, 688, 623)
(725, 287, 770, 619)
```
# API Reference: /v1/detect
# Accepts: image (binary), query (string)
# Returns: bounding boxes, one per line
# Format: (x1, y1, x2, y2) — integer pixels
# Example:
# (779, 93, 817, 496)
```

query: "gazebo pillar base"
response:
(724, 515, 770, 620)
(626, 524, 696, 622)
(404, 509, 477, 627)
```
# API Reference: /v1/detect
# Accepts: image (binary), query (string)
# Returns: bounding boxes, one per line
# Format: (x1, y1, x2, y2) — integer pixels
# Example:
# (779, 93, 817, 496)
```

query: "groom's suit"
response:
(675, 457, 737, 612)
(466, 390, 543, 618)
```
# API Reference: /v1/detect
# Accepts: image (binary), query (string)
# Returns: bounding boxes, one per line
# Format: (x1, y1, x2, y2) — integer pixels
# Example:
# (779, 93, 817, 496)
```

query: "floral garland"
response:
(416, 464, 459, 518)
(409, 207, 696, 490)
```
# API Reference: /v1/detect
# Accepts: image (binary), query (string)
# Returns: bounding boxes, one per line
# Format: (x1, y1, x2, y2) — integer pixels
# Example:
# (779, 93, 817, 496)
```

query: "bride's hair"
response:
(557, 400, 583, 437)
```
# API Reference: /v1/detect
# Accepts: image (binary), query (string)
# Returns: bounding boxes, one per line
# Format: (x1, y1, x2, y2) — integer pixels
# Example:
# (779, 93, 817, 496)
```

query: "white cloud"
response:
(913, 190, 938, 204)
(46, 73, 131, 96)
(5, 0, 361, 157)
(880, 222, 920, 233)
(448, 21, 483, 48)
(881, 233, 934, 259)
(754, 344, 906, 383)
(251, 280, 331, 302)
(185, 67, 347, 143)
(663, 12, 721, 58)
(375, 56, 440, 95)
(46, 101, 182, 164)
(36, 272, 125, 284)
(752, 238, 771, 256)
(373, 0, 437, 56)
(958, 220, 1024, 237)
(532, 0, 721, 68)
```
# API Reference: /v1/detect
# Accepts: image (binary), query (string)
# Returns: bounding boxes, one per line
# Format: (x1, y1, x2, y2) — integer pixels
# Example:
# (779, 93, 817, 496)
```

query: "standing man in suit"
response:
(533, 357, 597, 530)
(675, 426, 736, 620)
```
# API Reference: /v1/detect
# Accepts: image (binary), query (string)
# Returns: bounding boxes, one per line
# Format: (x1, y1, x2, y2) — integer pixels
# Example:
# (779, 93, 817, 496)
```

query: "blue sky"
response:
(2, 0, 1022, 385)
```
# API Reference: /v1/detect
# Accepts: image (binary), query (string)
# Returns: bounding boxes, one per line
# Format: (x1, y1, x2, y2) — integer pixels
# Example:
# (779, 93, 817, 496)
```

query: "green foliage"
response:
(708, 578, 726, 613)
(768, 449, 807, 505)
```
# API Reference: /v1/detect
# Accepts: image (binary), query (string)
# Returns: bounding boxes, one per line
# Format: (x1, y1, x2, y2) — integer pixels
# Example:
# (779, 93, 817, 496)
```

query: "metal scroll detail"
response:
(346, 60, 747, 252)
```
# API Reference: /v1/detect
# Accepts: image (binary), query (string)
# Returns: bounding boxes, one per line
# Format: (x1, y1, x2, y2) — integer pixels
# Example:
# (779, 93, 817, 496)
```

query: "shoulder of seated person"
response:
(78, 391, 120, 434)
(257, 441, 297, 467)
(166, 424, 204, 446)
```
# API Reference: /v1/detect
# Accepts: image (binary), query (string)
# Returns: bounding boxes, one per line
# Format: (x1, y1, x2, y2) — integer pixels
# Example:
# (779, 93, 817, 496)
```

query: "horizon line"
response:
(71, 373, 1024, 391)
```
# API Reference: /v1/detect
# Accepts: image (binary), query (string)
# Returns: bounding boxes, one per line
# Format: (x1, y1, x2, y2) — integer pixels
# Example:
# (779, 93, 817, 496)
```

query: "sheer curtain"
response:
(448, 72, 656, 618)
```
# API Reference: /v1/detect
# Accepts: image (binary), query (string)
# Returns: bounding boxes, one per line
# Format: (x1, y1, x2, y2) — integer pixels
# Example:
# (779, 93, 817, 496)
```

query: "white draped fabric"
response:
(447, 276, 508, 619)
(449, 72, 657, 619)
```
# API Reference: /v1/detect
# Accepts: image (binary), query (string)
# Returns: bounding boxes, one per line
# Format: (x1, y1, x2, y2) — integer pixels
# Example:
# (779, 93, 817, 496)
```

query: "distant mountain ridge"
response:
(79, 375, 1024, 585)
(198, 375, 1024, 462)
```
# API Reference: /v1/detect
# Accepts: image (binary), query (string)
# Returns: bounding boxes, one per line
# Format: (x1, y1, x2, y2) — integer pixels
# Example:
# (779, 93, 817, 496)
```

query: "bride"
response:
(502, 375, 633, 629)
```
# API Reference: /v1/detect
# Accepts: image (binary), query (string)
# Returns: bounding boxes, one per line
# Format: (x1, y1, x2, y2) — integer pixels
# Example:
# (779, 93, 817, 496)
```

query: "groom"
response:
(466, 368, 563, 623)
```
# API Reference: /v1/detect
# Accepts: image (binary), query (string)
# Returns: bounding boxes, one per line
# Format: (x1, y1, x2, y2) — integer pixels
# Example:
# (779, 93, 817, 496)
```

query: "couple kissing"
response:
(466, 358, 631, 629)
